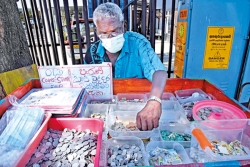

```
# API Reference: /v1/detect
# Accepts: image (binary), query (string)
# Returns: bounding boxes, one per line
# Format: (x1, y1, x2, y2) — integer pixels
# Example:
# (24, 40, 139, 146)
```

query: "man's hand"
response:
(136, 100, 162, 131)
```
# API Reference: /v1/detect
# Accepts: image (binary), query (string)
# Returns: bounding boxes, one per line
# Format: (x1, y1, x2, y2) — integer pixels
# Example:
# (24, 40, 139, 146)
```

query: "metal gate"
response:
(17, 0, 177, 78)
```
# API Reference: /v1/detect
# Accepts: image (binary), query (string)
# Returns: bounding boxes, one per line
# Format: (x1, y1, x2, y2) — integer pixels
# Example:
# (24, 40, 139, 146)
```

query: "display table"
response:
(2, 78, 247, 116)
(0, 78, 250, 166)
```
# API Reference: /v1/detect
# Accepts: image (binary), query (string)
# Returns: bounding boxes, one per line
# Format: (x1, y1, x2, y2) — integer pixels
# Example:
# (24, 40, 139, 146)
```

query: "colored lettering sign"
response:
(38, 63, 113, 95)
(203, 27, 234, 69)
(174, 22, 187, 78)
(180, 9, 188, 20)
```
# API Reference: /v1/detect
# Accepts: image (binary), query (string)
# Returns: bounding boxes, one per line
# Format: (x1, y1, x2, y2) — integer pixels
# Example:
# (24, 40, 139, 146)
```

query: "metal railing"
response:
(18, 0, 176, 77)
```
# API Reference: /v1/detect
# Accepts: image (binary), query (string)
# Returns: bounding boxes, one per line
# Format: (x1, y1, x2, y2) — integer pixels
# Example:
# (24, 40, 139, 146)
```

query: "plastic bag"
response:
(149, 147, 182, 165)
(0, 144, 23, 167)
(0, 95, 44, 149)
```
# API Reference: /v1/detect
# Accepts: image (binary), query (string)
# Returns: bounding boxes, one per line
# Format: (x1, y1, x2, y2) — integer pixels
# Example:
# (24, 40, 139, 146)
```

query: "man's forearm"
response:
(150, 70, 168, 98)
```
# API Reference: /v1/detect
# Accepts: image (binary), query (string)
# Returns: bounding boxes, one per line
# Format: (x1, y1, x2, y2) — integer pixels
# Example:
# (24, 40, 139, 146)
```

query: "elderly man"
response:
(84, 2, 168, 131)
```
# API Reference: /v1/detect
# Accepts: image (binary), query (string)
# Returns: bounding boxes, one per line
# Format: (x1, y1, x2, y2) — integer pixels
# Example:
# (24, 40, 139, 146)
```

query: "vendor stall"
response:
(0, 78, 250, 167)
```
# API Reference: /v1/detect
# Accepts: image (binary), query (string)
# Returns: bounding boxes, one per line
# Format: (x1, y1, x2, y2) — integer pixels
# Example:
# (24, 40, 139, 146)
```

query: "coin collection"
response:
(90, 99, 116, 104)
(181, 102, 196, 121)
(27, 128, 97, 167)
(160, 130, 191, 141)
(211, 140, 248, 156)
(107, 144, 144, 166)
(90, 113, 106, 122)
(4, 89, 249, 166)
(178, 92, 208, 121)
(119, 98, 144, 103)
(148, 147, 182, 165)
(111, 121, 139, 131)
(196, 107, 223, 120)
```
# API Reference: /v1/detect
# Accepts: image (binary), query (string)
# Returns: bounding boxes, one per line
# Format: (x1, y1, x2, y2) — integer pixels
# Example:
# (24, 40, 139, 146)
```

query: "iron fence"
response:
(18, 0, 177, 78)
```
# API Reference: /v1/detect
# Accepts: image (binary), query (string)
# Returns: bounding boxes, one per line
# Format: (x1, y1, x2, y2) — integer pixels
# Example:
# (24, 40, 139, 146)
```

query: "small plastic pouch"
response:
(0, 95, 44, 167)
(0, 95, 44, 148)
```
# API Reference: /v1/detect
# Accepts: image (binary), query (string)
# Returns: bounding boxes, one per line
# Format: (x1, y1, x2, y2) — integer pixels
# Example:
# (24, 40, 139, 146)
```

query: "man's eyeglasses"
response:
(96, 26, 124, 39)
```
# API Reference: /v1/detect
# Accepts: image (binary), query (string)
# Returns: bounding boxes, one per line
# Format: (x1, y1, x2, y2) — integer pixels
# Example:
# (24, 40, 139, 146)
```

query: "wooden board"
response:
(0, 64, 39, 95)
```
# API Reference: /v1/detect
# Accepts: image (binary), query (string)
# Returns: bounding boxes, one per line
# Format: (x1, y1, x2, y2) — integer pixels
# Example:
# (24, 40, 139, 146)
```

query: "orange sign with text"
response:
(174, 22, 187, 78)
(180, 9, 188, 20)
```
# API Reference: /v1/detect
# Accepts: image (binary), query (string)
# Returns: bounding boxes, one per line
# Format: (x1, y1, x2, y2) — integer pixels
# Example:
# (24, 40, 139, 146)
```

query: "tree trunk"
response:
(0, 0, 33, 73)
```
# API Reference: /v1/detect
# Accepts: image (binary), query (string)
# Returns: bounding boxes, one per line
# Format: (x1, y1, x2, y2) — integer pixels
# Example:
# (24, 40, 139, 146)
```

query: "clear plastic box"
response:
(175, 88, 209, 104)
(159, 122, 191, 142)
(86, 94, 117, 104)
(111, 103, 145, 112)
(146, 92, 176, 101)
(161, 101, 189, 124)
(190, 119, 250, 162)
(79, 104, 109, 135)
(116, 93, 147, 104)
(105, 136, 149, 166)
(146, 141, 191, 164)
(81, 104, 109, 118)
(107, 111, 154, 139)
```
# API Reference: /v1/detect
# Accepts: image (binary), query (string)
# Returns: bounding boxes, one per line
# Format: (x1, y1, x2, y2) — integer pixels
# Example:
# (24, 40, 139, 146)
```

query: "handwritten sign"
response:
(38, 66, 70, 88)
(38, 63, 113, 95)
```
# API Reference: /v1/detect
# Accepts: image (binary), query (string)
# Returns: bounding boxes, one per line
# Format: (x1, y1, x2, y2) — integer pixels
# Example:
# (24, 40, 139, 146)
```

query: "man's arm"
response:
(136, 70, 167, 131)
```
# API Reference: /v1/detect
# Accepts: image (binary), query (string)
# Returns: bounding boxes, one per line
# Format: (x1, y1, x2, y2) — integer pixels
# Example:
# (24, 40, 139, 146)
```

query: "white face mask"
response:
(101, 34, 125, 53)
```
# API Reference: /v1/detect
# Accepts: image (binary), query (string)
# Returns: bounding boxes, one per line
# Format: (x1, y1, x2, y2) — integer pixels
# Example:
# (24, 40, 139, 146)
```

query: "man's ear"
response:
(124, 21, 128, 31)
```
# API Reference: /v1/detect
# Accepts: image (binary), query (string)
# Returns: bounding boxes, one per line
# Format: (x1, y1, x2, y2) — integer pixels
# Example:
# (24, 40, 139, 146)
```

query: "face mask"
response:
(101, 34, 125, 53)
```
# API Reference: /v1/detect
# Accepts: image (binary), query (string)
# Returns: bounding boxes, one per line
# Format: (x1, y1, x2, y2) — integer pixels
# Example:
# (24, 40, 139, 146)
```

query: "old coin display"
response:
(111, 121, 139, 131)
(119, 97, 144, 103)
(196, 107, 223, 120)
(210, 140, 248, 156)
(148, 147, 182, 165)
(160, 130, 191, 141)
(27, 128, 98, 167)
(107, 144, 144, 166)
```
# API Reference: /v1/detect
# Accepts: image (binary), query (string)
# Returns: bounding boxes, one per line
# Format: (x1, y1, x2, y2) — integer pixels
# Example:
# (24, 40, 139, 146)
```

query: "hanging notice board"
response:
(38, 63, 113, 95)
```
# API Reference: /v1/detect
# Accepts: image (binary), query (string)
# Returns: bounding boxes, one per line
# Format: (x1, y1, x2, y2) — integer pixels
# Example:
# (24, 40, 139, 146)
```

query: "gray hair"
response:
(93, 2, 124, 25)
